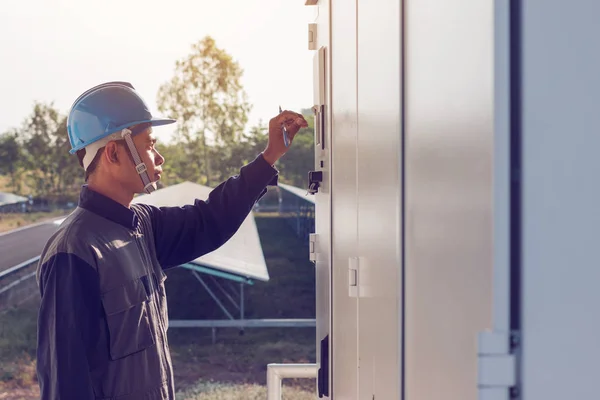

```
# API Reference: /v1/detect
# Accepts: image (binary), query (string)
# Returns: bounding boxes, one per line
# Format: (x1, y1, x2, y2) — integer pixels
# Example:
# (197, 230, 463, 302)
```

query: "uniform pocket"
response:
(101, 276, 155, 360)
(152, 271, 169, 329)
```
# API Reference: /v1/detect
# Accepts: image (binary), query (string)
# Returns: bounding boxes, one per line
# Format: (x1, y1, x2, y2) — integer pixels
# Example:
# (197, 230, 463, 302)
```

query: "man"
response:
(35, 81, 308, 399)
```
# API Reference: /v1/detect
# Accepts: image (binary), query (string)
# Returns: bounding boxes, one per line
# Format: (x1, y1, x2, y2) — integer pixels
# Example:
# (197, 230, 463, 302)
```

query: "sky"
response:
(0, 0, 316, 143)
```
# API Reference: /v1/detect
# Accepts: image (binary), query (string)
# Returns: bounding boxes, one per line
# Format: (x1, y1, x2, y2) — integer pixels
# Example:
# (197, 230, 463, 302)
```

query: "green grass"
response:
(0, 215, 317, 398)
(0, 297, 40, 393)
(176, 381, 315, 400)
(0, 299, 39, 361)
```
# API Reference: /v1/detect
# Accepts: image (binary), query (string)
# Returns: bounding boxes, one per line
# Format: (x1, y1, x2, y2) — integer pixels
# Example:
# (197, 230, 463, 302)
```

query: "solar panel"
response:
(0, 192, 27, 207)
(132, 182, 269, 282)
(278, 183, 315, 204)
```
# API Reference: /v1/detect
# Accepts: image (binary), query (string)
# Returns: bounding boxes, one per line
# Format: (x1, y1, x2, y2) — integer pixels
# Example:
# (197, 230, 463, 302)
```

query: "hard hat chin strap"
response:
(121, 128, 156, 194)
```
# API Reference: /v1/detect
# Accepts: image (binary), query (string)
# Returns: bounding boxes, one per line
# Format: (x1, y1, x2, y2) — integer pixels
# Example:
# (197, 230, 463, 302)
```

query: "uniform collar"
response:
(78, 185, 139, 230)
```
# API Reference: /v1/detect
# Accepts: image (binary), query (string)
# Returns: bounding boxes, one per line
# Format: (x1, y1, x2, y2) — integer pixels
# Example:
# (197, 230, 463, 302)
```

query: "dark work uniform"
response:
(36, 155, 278, 399)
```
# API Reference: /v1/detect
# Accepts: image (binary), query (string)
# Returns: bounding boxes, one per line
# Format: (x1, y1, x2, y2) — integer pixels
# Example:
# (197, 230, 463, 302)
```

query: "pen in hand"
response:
(279, 105, 290, 147)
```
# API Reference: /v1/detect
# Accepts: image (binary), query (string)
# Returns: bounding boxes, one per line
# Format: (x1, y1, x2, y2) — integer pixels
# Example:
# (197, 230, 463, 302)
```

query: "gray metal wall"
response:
(520, 1, 600, 398)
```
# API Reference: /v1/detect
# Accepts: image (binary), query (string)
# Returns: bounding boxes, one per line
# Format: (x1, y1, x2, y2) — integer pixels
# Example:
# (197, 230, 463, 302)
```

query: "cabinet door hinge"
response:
(477, 330, 521, 400)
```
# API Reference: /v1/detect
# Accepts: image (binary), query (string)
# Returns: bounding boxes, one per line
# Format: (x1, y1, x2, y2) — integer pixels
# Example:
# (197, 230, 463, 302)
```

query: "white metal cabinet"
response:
(320, 0, 495, 398)
(326, 0, 403, 397)
(310, 0, 333, 398)
(330, 0, 359, 398)
(315, 0, 600, 398)
(355, 0, 403, 398)
(404, 1, 494, 399)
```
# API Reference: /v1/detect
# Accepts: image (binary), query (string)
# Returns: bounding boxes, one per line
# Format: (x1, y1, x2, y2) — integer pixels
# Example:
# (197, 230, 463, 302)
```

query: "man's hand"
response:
(262, 110, 309, 165)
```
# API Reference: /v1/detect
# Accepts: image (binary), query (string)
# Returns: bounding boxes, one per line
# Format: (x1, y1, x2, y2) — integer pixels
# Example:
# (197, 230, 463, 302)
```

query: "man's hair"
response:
(76, 140, 133, 182)
(76, 147, 104, 182)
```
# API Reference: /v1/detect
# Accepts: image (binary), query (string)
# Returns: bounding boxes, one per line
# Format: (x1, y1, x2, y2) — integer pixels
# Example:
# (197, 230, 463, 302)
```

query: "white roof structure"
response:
(133, 181, 269, 282)
(278, 183, 315, 204)
(0, 192, 27, 207)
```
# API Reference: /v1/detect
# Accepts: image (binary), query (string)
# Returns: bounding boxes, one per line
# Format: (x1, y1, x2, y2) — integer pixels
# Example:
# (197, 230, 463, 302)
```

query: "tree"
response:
(155, 141, 198, 187)
(21, 102, 82, 202)
(52, 116, 83, 199)
(155, 107, 315, 191)
(157, 36, 251, 186)
(211, 109, 315, 188)
(209, 123, 270, 184)
(0, 130, 23, 193)
(158, 123, 270, 188)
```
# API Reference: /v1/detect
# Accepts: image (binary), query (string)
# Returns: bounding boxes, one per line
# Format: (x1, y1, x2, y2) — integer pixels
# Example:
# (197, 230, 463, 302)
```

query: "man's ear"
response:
(105, 142, 120, 164)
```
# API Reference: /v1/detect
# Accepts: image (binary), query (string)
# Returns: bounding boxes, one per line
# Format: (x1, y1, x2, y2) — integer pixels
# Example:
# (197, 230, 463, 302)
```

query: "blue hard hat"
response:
(67, 81, 176, 154)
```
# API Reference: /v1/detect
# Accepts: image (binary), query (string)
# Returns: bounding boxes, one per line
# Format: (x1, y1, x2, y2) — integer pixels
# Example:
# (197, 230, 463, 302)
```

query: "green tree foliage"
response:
(19, 102, 82, 202)
(154, 142, 191, 188)
(157, 36, 251, 186)
(0, 130, 23, 193)
(157, 110, 315, 190)
(209, 123, 270, 184)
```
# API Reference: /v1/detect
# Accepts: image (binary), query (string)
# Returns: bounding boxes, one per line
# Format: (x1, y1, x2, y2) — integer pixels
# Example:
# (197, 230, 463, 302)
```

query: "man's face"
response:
(115, 127, 165, 193)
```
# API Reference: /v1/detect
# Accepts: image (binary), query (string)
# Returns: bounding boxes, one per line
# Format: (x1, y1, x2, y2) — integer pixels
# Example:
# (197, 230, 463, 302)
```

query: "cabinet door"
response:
(312, 1, 332, 398)
(331, 0, 359, 398)
(356, 0, 403, 398)
(404, 1, 494, 399)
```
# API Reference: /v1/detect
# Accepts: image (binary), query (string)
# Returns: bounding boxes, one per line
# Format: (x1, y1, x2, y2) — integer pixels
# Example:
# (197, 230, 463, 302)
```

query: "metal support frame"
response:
(189, 269, 255, 343)
(192, 271, 235, 320)
(170, 319, 316, 328)
(227, 280, 241, 302)
(192, 270, 248, 323)
(240, 282, 245, 326)
(0, 256, 40, 281)
(0, 257, 41, 310)
(208, 275, 240, 311)
(267, 364, 318, 400)
(0, 271, 36, 295)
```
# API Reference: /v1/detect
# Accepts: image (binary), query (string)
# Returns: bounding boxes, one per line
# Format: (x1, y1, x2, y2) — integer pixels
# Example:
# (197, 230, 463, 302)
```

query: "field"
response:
(0, 212, 66, 234)
(0, 215, 316, 399)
